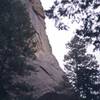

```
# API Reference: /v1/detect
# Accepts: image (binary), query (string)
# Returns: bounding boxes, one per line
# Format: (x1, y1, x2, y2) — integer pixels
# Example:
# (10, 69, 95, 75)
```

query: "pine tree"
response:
(45, 0, 100, 50)
(64, 35, 100, 100)
(0, 0, 36, 100)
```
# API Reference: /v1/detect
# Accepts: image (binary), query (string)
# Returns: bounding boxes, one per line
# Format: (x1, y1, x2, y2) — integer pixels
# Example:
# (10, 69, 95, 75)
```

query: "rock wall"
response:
(0, 0, 78, 100)
(23, 0, 78, 99)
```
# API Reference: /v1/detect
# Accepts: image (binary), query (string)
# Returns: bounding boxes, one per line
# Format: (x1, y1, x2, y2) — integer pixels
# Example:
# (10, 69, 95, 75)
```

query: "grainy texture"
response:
(0, 0, 79, 100)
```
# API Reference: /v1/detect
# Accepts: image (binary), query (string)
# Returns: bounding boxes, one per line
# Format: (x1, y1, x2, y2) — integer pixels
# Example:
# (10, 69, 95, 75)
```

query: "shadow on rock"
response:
(37, 92, 78, 100)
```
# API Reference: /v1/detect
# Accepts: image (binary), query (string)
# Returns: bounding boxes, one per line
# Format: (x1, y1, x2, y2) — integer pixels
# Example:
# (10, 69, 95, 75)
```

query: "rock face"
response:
(0, 0, 78, 100)
(24, 0, 78, 99)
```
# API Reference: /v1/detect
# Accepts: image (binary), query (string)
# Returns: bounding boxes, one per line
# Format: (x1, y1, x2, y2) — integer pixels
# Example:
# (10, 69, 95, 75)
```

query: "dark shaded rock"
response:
(38, 92, 78, 100)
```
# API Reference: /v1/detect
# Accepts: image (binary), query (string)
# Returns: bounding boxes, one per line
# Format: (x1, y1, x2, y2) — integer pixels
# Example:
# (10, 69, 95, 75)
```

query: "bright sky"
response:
(40, 0, 76, 70)
(40, 0, 100, 70)
(45, 18, 74, 70)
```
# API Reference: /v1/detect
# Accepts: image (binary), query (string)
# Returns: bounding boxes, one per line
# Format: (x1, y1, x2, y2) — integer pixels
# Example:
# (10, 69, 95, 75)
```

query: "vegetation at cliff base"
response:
(0, 0, 36, 100)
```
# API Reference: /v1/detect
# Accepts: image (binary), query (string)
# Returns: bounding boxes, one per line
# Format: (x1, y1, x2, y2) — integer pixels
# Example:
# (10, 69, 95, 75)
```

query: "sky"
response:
(40, 0, 100, 70)
(40, 0, 75, 70)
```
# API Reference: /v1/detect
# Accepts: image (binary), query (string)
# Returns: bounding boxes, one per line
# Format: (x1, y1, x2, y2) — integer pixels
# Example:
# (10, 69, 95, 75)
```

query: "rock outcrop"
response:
(25, 0, 79, 99)
(0, 0, 78, 100)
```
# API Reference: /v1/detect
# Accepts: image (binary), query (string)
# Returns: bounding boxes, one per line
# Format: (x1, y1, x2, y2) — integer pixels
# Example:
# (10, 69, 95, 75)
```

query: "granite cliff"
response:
(0, 0, 78, 100)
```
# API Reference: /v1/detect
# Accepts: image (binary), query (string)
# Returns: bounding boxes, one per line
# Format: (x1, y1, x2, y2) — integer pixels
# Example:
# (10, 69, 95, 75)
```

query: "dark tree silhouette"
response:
(64, 35, 100, 100)
(45, 0, 100, 50)
(0, 0, 36, 100)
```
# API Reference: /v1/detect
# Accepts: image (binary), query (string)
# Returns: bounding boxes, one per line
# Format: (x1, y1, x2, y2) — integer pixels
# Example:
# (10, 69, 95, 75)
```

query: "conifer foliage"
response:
(64, 35, 100, 100)
(0, 0, 36, 100)
(45, 0, 100, 50)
